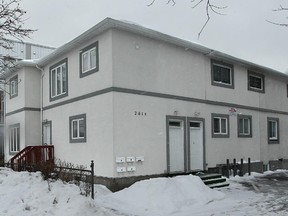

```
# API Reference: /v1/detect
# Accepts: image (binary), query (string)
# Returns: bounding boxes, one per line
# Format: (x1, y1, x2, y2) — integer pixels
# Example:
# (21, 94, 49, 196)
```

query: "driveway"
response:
(238, 171, 288, 215)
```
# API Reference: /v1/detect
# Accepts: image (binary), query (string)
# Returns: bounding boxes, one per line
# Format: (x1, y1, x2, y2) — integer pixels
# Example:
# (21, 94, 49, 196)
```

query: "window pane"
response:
(51, 70, 56, 97)
(221, 67, 231, 84)
(213, 65, 231, 84)
(72, 121, 78, 138)
(56, 68, 61, 95)
(239, 119, 244, 134)
(213, 65, 222, 82)
(16, 127, 20, 151)
(10, 129, 13, 151)
(213, 118, 220, 133)
(243, 119, 249, 134)
(62, 64, 67, 93)
(79, 119, 85, 138)
(269, 121, 277, 139)
(82, 52, 89, 72)
(250, 76, 262, 89)
(13, 128, 17, 151)
(221, 118, 227, 134)
(90, 48, 96, 69)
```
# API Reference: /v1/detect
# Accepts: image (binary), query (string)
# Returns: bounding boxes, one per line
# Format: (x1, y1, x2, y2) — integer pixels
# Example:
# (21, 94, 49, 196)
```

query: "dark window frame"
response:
(9, 75, 18, 99)
(267, 117, 279, 144)
(69, 114, 87, 143)
(237, 115, 252, 138)
(211, 60, 234, 89)
(9, 123, 20, 155)
(248, 71, 265, 93)
(49, 58, 68, 102)
(79, 41, 99, 78)
(211, 113, 230, 138)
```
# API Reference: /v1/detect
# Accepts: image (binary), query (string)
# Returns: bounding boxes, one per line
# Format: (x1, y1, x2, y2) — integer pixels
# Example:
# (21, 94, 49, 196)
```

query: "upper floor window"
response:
(49, 58, 68, 101)
(248, 71, 265, 93)
(79, 41, 99, 78)
(238, 115, 252, 137)
(211, 60, 234, 89)
(268, 117, 279, 144)
(212, 113, 229, 138)
(9, 123, 20, 154)
(69, 114, 86, 143)
(9, 75, 18, 99)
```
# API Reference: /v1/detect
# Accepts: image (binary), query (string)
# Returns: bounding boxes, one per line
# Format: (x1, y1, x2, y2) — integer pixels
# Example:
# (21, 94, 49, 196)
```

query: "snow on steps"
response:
(196, 173, 230, 189)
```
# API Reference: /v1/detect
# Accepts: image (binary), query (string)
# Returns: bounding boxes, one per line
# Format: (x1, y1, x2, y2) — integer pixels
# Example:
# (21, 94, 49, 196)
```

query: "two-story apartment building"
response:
(4, 18, 288, 179)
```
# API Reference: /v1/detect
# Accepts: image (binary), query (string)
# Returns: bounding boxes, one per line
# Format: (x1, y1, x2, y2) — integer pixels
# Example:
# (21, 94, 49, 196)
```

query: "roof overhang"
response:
(4, 17, 287, 80)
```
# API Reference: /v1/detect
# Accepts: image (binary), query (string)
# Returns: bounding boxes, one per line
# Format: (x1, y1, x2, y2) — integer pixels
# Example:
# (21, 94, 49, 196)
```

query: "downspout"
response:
(36, 65, 44, 146)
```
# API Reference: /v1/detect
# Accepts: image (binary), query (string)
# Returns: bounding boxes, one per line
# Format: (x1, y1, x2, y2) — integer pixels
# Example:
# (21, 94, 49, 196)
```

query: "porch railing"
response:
(10, 145, 54, 171)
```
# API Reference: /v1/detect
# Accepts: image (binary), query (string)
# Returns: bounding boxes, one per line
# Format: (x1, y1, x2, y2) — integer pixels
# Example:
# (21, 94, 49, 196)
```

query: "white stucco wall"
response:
(43, 93, 114, 177)
(111, 29, 288, 112)
(5, 70, 25, 113)
(112, 92, 263, 176)
(42, 30, 113, 108)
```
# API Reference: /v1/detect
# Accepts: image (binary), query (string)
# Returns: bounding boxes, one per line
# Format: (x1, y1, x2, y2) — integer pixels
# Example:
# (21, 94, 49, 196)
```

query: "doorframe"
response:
(187, 117, 206, 171)
(166, 115, 187, 174)
(42, 120, 52, 145)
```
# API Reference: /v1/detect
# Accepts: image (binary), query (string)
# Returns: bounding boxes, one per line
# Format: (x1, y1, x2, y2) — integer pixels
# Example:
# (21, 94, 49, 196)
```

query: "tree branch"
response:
(147, 0, 227, 38)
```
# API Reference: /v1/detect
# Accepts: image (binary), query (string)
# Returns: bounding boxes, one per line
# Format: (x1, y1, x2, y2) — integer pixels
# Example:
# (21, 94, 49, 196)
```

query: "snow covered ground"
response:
(0, 167, 287, 216)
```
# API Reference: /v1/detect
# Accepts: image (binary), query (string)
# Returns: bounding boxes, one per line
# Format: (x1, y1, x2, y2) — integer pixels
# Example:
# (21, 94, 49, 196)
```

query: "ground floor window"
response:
(69, 114, 86, 143)
(268, 117, 279, 144)
(238, 115, 252, 137)
(9, 123, 20, 153)
(211, 114, 229, 138)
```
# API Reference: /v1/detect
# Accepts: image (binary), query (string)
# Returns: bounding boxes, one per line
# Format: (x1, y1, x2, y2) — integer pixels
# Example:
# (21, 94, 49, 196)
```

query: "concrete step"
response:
(195, 172, 229, 189)
(198, 173, 222, 181)
(209, 181, 230, 189)
(202, 177, 226, 185)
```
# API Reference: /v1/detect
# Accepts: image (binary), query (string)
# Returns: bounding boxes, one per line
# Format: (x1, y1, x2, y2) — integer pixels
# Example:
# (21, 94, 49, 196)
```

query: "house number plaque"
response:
(134, 111, 147, 116)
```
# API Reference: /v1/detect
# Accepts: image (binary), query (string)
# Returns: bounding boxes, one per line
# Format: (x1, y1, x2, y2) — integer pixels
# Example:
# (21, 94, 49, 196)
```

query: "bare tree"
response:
(267, 5, 288, 27)
(148, 0, 288, 37)
(148, 0, 227, 38)
(0, 0, 35, 94)
(0, 0, 34, 72)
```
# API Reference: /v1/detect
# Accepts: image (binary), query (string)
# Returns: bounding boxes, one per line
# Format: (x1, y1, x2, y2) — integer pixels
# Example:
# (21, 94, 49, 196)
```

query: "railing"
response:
(10, 145, 54, 171)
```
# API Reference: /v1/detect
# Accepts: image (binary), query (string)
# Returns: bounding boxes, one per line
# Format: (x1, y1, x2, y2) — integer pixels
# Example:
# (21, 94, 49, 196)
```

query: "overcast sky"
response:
(21, 0, 288, 72)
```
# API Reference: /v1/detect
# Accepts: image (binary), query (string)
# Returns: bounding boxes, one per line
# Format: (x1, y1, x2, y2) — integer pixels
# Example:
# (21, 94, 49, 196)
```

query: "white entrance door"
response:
(189, 121, 204, 170)
(168, 120, 185, 173)
(43, 123, 52, 145)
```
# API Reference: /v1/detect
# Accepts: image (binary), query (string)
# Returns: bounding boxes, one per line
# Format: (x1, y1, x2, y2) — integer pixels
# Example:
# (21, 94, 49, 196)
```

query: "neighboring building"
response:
(0, 40, 55, 159)
(4, 18, 288, 180)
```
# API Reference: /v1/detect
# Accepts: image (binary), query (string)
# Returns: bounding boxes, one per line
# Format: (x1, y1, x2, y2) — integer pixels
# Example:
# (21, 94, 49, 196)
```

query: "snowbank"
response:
(97, 174, 225, 216)
(0, 168, 112, 216)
